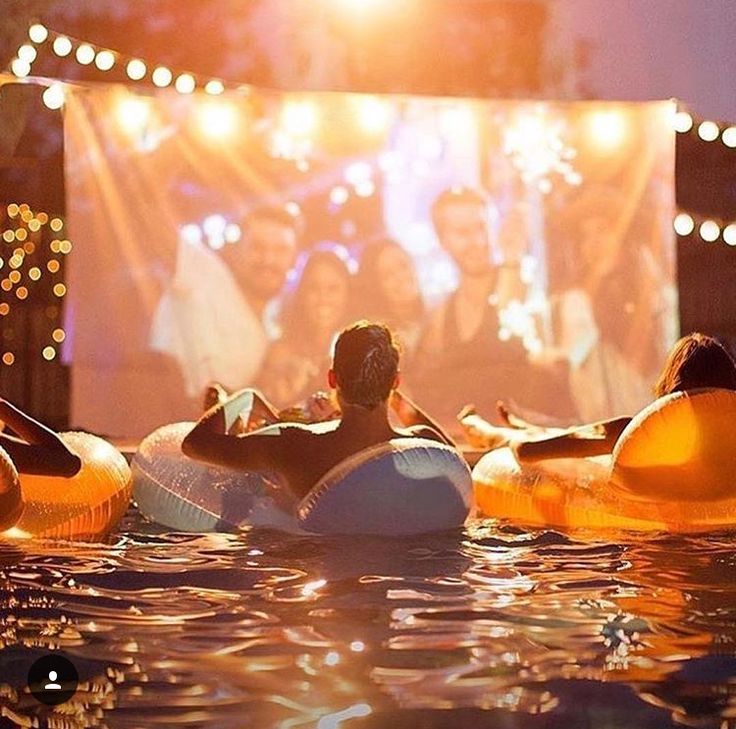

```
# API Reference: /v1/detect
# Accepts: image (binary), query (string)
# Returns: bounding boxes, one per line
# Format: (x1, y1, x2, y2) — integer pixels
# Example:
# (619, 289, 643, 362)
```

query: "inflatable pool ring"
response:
(298, 438, 473, 535)
(133, 424, 472, 535)
(0, 445, 23, 532)
(132, 422, 297, 532)
(5, 432, 132, 541)
(473, 389, 736, 533)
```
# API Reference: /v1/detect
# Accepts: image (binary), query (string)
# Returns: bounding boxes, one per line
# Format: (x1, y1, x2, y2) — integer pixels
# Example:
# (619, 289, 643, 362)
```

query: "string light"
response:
(126, 58, 147, 80)
(722, 127, 736, 148)
(175, 73, 196, 94)
(42, 83, 65, 110)
(10, 58, 31, 77)
(723, 224, 736, 246)
(673, 213, 695, 236)
(204, 79, 225, 95)
(673, 111, 693, 133)
(152, 66, 173, 87)
(95, 50, 115, 71)
(699, 220, 721, 242)
(28, 23, 48, 43)
(697, 121, 720, 142)
(17, 45, 37, 63)
(75, 44, 95, 65)
(52, 35, 72, 57)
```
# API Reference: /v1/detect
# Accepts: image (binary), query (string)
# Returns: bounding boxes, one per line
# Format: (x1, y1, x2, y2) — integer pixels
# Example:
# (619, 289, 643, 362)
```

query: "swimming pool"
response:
(1, 512, 735, 728)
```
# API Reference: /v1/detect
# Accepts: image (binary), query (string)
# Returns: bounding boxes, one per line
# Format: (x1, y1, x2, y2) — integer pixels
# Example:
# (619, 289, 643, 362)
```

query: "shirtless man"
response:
(182, 321, 454, 499)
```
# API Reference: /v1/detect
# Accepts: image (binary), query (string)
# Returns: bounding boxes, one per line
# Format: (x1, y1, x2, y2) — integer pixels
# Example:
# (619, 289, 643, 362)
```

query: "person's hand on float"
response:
(306, 391, 340, 422)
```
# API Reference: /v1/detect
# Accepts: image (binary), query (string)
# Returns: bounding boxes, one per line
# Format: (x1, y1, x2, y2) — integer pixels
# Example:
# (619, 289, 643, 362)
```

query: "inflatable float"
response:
(473, 389, 736, 533)
(133, 422, 473, 535)
(2, 432, 132, 541)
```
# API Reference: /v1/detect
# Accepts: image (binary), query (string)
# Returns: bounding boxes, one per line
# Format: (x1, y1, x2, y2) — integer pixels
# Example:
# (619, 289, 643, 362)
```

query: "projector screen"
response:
(63, 86, 677, 437)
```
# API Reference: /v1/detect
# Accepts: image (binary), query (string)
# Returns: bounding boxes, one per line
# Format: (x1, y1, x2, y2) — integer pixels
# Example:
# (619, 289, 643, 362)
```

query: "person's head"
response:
(431, 186, 493, 276)
(653, 333, 736, 398)
(355, 238, 423, 323)
(329, 321, 400, 410)
(282, 247, 352, 343)
(228, 205, 302, 303)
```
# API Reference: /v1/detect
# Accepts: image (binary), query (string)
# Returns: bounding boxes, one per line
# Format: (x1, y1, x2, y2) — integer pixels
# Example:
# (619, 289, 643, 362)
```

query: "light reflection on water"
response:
(1, 513, 736, 728)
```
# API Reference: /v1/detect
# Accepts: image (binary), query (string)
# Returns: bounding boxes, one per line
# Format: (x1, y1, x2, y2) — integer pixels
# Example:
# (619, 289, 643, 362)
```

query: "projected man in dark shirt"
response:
(412, 187, 539, 424)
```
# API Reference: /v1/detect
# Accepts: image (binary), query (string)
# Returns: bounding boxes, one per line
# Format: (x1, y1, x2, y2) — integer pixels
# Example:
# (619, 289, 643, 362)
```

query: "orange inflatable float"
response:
(473, 389, 736, 532)
(2, 432, 131, 541)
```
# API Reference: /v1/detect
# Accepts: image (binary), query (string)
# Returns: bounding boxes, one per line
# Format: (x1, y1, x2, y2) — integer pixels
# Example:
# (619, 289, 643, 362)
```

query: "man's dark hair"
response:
(430, 186, 489, 233)
(333, 321, 400, 409)
(246, 204, 304, 237)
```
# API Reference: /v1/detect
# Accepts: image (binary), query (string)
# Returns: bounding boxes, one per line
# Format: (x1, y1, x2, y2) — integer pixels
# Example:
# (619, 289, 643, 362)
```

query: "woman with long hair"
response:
(461, 332, 736, 460)
(256, 246, 353, 410)
(353, 238, 425, 356)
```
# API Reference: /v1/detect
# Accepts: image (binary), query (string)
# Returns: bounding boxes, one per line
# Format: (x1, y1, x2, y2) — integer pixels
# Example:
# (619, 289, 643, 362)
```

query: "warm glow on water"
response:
(1, 514, 735, 727)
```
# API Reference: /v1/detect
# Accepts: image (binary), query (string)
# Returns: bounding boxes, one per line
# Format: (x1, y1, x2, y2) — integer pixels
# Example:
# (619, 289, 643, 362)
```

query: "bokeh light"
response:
(116, 96, 151, 135)
(42, 346, 56, 361)
(11, 58, 31, 77)
(152, 66, 173, 87)
(17, 45, 37, 63)
(75, 44, 96, 65)
(175, 73, 196, 94)
(699, 220, 720, 242)
(697, 121, 720, 142)
(196, 100, 238, 139)
(126, 59, 147, 81)
(95, 50, 115, 71)
(673, 111, 693, 133)
(2, 352, 15, 366)
(281, 100, 318, 136)
(721, 126, 736, 148)
(52, 36, 72, 57)
(723, 224, 736, 246)
(673, 213, 695, 236)
(28, 23, 48, 43)
(204, 79, 225, 95)
(42, 84, 65, 110)
(586, 109, 628, 151)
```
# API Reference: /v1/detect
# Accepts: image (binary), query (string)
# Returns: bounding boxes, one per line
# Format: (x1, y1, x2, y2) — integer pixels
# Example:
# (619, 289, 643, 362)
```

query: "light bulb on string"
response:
(28, 24, 48, 43)
(95, 50, 115, 71)
(126, 59, 147, 80)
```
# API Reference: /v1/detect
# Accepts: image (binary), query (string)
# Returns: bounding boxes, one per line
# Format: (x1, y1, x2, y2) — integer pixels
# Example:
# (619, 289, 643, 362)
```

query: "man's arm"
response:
(0, 399, 81, 477)
(512, 417, 632, 462)
(182, 388, 295, 473)
(390, 389, 456, 447)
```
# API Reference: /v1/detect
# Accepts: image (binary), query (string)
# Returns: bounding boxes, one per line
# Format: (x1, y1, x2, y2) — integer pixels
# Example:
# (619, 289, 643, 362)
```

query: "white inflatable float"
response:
(132, 423, 472, 535)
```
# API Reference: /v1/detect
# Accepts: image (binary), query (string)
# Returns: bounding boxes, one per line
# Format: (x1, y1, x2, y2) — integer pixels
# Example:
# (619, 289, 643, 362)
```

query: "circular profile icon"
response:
(28, 654, 79, 706)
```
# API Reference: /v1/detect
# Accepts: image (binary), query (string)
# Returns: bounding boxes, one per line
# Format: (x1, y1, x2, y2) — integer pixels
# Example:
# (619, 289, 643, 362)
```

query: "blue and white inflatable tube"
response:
(298, 438, 472, 535)
(132, 422, 298, 532)
(132, 424, 473, 535)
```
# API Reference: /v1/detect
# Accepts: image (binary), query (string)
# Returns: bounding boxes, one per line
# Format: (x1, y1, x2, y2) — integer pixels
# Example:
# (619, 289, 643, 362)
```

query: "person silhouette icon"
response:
(44, 670, 61, 690)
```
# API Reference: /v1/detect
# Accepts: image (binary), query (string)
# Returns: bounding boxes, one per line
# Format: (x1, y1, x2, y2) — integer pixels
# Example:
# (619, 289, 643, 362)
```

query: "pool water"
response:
(1, 512, 736, 728)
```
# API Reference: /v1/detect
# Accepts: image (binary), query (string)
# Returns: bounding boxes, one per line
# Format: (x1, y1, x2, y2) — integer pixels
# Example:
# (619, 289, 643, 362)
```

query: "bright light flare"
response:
(355, 95, 392, 134)
(196, 100, 238, 140)
(586, 109, 628, 151)
(116, 96, 151, 135)
(281, 99, 318, 136)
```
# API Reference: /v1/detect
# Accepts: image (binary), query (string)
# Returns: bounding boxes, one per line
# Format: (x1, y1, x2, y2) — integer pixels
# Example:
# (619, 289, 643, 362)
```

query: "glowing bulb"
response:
(196, 100, 238, 139)
(281, 100, 318, 136)
(324, 651, 340, 666)
(126, 59, 147, 80)
(42, 84, 65, 110)
(721, 126, 736, 148)
(356, 95, 391, 134)
(152, 66, 172, 87)
(723, 224, 736, 246)
(344, 161, 372, 186)
(204, 79, 225, 95)
(673, 213, 695, 236)
(53, 283, 67, 297)
(673, 111, 693, 133)
(175, 73, 196, 94)
(203, 215, 227, 237)
(349, 640, 365, 652)
(28, 24, 48, 43)
(50, 217, 63, 232)
(329, 186, 349, 205)
(11, 58, 31, 77)
(17, 44, 37, 63)
(699, 220, 720, 242)
(52, 328, 66, 342)
(698, 121, 719, 142)
(95, 50, 115, 71)
(42, 346, 56, 361)
(2, 352, 15, 366)
(116, 96, 151, 135)
(75, 44, 95, 65)
(52, 36, 72, 57)
(587, 109, 628, 150)
(355, 179, 375, 197)
(224, 223, 241, 243)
